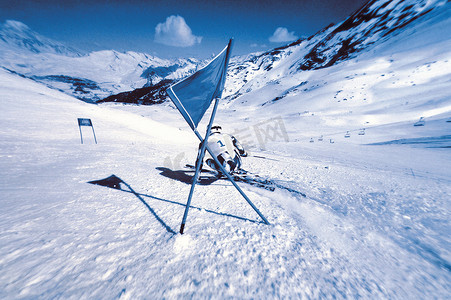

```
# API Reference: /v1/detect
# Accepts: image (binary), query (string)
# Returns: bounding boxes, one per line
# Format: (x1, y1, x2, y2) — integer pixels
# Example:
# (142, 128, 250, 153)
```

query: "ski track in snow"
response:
(1, 4, 451, 296)
(0, 66, 450, 299)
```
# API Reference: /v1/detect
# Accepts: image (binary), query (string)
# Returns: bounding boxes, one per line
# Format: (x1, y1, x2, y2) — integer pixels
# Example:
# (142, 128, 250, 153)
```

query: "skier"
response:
(197, 125, 247, 176)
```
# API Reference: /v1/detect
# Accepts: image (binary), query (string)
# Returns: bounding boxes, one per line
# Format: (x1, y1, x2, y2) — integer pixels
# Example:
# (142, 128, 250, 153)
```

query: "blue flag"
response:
(167, 39, 233, 130)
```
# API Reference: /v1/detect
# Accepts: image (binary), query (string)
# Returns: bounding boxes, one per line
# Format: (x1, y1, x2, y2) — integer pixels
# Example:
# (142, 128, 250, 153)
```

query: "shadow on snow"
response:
(156, 167, 219, 185)
(88, 174, 263, 235)
(88, 175, 176, 234)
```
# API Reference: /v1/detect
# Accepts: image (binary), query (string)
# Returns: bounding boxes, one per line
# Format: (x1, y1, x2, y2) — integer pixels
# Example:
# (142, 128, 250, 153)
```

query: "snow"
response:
(0, 20, 80, 57)
(1, 58, 450, 298)
(0, 49, 198, 101)
(1, 1, 451, 298)
(0, 20, 201, 101)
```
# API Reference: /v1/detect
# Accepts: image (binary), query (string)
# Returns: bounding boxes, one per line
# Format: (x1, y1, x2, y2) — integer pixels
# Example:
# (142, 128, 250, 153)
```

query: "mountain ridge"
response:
(0, 0, 449, 108)
(0, 20, 82, 57)
(0, 20, 201, 102)
(223, 0, 449, 102)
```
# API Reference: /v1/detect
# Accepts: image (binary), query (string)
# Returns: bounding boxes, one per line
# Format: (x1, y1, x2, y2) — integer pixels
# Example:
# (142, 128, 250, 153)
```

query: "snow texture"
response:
(0, 20, 200, 102)
(1, 0, 450, 298)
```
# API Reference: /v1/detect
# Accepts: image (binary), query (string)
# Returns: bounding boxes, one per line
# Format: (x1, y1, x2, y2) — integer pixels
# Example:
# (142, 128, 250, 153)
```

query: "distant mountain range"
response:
(0, 0, 448, 105)
(0, 20, 81, 56)
(0, 20, 201, 102)
(223, 0, 448, 102)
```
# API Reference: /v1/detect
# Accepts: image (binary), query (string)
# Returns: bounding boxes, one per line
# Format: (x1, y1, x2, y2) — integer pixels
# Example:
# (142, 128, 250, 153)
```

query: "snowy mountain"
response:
(1, 0, 450, 298)
(0, 20, 201, 102)
(225, 0, 449, 100)
(217, 0, 451, 146)
(1, 36, 450, 298)
(102, 0, 449, 105)
(0, 20, 81, 56)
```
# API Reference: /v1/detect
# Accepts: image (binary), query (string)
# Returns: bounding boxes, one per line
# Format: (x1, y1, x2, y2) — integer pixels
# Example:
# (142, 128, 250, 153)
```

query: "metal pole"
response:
(79, 125, 83, 144)
(178, 38, 269, 232)
(91, 126, 98, 144)
(194, 131, 270, 225)
(180, 98, 220, 234)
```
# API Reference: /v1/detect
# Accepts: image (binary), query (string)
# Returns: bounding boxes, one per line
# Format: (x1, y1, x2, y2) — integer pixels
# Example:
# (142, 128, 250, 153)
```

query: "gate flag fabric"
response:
(166, 39, 232, 130)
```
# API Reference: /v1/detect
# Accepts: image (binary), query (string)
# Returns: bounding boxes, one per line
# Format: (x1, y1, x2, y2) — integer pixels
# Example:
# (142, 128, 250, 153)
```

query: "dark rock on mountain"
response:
(97, 79, 174, 105)
(224, 0, 445, 102)
(31, 75, 103, 102)
(33, 75, 100, 93)
(296, 0, 436, 71)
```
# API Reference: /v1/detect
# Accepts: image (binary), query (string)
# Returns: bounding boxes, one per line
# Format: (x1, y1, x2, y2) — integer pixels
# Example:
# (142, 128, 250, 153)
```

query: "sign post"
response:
(77, 118, 97, 144)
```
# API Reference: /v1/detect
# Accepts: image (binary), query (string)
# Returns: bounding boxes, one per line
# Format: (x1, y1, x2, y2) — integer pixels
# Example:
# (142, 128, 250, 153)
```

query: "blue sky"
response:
(0, 0, 368, 59)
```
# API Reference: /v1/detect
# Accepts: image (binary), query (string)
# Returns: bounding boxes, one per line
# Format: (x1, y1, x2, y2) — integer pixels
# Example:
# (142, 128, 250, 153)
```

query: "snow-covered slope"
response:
(0, 20, 81, 56)
(224, 0, 449, 100)
(1, 58, 450, 298)
(219, 0, 451, 149)
(1, 0, 450, 298)
(0, 20, 200, 101)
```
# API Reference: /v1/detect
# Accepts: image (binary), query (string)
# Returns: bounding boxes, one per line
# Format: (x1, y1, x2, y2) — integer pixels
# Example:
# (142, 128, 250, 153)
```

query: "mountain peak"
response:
(3, 20, 30, 31)
(0, 20, 81, 57)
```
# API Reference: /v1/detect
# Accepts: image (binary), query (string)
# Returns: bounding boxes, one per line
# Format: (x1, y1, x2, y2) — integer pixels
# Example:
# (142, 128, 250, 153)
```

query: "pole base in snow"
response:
(180, 224, 185, 234)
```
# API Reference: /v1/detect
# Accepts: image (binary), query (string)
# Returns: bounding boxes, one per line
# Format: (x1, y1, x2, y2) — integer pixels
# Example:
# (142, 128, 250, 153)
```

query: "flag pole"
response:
(195, 38, 269, 225)
(180, 98, 220, 234)
(179, 39, 233, 234)
(193, 131, 270, 225)
(180, 98, 270, 234)
(172, 38, 269, 234)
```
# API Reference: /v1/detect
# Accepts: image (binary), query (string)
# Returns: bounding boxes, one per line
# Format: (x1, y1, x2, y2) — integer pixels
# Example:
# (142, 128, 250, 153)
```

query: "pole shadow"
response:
(88, 175, 176, 234)
(88, 174, 263, 228)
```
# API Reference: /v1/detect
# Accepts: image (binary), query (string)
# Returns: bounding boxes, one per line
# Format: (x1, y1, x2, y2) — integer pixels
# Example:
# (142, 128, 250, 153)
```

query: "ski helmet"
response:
(211, 124, 222, 133)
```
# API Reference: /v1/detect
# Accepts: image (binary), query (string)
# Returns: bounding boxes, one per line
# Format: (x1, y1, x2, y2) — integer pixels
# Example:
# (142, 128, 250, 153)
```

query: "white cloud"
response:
(269, 27, 298, 43)
(154, 15, 202, 47)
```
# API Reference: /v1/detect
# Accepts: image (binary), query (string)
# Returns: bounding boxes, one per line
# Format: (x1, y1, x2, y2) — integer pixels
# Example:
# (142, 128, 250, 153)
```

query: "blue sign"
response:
(77, 118, 97, 144)
(78, 118, 93, 126)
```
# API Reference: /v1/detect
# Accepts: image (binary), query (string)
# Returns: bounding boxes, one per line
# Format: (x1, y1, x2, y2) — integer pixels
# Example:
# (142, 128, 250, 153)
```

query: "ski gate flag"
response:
(165, 39, 269, 233)
(166, 39, 233, 130)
